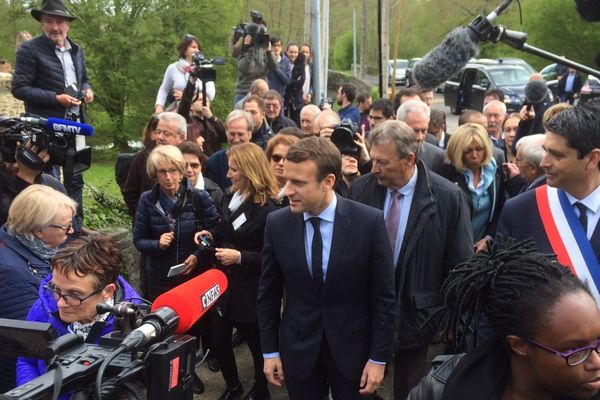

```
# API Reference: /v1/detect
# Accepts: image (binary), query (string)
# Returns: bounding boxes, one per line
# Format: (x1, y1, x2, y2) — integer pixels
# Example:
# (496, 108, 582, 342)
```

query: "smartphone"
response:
(167, 263, 186, 278)
(64, 83, 85, 101)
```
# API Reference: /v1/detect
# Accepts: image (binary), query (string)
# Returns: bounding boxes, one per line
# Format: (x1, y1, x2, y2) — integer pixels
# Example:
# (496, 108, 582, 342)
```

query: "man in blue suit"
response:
(498, 100, 600, 265)
(257, 137, 395, 399)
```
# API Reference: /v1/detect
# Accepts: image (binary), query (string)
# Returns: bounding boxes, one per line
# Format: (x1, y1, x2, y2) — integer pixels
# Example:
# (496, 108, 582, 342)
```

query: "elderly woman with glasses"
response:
(134, 145, 220, 301)
(155, 34, 216, 114)
(0, 185, 76, 392)
(15, 234, 140, 388)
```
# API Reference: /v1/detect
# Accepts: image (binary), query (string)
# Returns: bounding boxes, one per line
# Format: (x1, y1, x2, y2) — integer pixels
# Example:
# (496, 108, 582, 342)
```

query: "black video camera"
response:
(190, 52, 225, 83)
(232, 10, 270, 48)
(0, 114, 92, 175)
(198, 235, 216, 255)
(0, 302, 196, 400)
(331, 119, 360, 155)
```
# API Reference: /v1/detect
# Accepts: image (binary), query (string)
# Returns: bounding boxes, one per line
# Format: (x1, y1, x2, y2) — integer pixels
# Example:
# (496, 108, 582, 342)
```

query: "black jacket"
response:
(215, 195, 278, 323)
(349, 162, 473, 350)
(12, 35, 91, 120)
(438, 163, 506, 240)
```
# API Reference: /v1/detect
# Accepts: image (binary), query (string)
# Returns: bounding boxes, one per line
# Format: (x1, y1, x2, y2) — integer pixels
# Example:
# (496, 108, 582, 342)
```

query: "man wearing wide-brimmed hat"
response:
(12, 0, 93, 222)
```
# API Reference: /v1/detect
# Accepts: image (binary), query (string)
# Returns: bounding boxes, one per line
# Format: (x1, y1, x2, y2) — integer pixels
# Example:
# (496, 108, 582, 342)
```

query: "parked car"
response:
(496, 58, 537, 75)
(540, 63, 559, 81)
(404, 57, 421, 87)
(388, 59, 408, 86)
(444, 63, 530, 114)
(580, 75, 600, 104)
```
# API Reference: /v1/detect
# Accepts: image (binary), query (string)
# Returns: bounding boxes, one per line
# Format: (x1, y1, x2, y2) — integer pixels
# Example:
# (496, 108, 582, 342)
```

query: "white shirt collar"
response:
(303, 192, 337, 223)
(565, 184, 600, 215)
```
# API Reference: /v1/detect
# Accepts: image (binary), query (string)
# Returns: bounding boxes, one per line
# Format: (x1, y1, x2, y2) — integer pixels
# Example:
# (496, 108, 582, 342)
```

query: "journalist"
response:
(0, 184, 76, 392)
(12, 0, 93, 221)
(15, 234, 140, 387)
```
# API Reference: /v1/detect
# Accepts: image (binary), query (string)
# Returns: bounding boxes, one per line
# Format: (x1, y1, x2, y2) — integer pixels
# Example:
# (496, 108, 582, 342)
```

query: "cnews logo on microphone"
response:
(201, 284, 221, 310)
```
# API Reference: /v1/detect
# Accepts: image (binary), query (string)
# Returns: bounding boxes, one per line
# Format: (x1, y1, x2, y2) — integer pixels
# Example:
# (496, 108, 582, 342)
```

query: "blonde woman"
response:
(439, 123, 505, 253)
(195, 142, 279, 400)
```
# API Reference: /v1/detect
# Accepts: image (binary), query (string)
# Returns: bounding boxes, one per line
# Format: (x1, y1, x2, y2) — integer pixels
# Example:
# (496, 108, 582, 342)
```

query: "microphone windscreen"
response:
(575, 0, 600, 21)
(151, 269, 228, 334)
(45, 118, 94, 137)
(413, 27, 479, 90)
(525, 80, 548, 104)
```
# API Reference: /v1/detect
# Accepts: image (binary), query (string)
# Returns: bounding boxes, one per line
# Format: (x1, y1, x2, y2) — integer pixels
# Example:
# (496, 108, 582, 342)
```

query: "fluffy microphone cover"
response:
(575, 0, 600, 22)
(413, 27, 479, 90)
(525, 80, 549, 104)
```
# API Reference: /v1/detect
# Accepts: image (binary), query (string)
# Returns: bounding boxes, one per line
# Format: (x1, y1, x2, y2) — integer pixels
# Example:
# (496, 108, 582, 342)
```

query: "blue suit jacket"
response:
(497, 186, 600, 257)
(257, 196, 395, 381)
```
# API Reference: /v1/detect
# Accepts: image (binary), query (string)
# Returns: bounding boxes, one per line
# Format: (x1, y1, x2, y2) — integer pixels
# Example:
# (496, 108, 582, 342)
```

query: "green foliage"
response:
(332, 30, 357, 71)
(83, 184, 130, 230)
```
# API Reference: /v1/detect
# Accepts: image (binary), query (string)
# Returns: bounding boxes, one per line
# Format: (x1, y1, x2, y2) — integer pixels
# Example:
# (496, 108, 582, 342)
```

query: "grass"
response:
(83, 160, 121, 199)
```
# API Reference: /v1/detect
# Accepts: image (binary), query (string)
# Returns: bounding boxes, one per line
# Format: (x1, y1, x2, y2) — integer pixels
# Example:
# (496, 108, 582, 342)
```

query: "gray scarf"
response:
(14, 233, 60, 262)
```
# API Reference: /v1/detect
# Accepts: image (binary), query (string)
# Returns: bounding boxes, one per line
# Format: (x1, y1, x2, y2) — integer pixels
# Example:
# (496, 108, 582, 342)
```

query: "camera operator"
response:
(0, 185, 77, 392)
(12, 0, 93, 222)
(177, 76, 227, 157)
(16, 234, 141, 389)
(231, 13, 277, 106)
(0, 143, 66, 226)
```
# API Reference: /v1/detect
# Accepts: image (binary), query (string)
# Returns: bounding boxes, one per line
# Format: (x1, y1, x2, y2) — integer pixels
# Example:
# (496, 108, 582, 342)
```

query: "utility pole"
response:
(381, 0, 390, 93)
(322, 0, 329, 99)
(353, 9, 357, 76)
(311, 0, 322, 106)
(360, 0, 367, 78)
(304, 0, 311, 43)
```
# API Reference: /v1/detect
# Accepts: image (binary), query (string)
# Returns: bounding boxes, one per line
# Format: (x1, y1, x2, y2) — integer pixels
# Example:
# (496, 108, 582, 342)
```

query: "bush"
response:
(332, 30, 358, 71)
(83, 184, 130, 231)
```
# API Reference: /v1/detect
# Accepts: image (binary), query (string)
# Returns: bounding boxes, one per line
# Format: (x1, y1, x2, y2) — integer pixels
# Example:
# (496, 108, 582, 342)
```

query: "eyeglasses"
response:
(155, 128, 176, 139)
(44, 282, 104, 307)
(271, 154, 285, 163)
(186, 162, 201, 169)
(184, 34, 196, 40)
(526, 337, 600, 366)
(157, 168, 180, 176)
(48, 221, 72, 233)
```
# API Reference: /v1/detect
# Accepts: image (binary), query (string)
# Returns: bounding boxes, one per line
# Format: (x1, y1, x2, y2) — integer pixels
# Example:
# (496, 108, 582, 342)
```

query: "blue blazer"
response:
(257, 196, 395, 382)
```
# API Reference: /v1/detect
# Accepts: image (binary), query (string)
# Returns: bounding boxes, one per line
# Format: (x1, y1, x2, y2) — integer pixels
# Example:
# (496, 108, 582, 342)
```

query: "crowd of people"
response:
(3, 1, 600, 400)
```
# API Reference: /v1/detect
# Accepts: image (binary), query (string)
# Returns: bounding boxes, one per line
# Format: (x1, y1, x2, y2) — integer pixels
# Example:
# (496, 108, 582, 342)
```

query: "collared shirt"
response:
(384, 167, 418, 265)
(566, 184, 600, 240)
(303, 193, 337, 280)
(54, 39, 79, 117)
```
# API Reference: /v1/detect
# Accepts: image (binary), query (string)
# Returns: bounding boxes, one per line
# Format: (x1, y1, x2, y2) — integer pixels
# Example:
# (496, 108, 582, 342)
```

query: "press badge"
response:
(232, 213, 247, 230)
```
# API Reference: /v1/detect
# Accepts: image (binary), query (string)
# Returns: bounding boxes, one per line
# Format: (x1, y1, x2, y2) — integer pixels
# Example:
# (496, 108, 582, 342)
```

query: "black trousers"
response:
(212, 314, 268, 395)
(393, 346, 428, 400)
(285, 336, 366, 400)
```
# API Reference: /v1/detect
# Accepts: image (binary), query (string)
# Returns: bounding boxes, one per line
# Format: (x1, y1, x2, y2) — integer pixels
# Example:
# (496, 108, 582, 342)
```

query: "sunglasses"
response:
(186, 162, 201, 169)
(271, 154, 285, 163)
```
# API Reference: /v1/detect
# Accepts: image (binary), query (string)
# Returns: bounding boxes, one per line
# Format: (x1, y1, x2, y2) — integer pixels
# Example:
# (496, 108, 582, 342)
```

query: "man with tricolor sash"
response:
(498, 99, 600, 303)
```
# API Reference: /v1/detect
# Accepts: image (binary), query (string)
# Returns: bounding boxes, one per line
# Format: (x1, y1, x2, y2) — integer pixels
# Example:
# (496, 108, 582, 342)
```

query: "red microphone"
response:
(151, 269, 228, 334)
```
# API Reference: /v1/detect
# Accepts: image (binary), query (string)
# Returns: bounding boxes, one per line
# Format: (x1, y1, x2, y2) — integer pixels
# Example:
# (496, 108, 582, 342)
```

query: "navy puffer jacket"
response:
(12, 34, 91, 121)
(133, 179, 220, 297)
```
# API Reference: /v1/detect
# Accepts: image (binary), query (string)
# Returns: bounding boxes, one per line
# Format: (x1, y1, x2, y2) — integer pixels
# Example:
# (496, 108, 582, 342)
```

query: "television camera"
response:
(0, 114, 93, 175)
(0, 269, 228, 400)
(232, 10, 270, 48)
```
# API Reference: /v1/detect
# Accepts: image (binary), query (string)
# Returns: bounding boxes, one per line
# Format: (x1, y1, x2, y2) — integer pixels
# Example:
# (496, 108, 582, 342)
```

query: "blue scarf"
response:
(14, 233, 59, 262)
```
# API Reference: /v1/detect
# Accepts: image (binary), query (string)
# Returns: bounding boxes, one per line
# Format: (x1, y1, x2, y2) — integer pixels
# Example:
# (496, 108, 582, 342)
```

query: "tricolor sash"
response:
(535, 185, 600, 303)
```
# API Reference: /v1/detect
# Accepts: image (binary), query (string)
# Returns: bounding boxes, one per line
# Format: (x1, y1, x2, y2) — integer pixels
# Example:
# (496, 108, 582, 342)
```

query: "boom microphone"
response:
(20, 115, 94, 137)
(119, 269, 228, 352)
(524, 80, 549, 104)
(412, 28, 479, 90)
(575, 0, 600, 21)
(413, 0, 514, 90)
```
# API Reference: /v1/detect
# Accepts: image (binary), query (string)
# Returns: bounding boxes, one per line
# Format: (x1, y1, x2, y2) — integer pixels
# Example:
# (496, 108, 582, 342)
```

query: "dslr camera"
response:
(190, 52, 225, 83)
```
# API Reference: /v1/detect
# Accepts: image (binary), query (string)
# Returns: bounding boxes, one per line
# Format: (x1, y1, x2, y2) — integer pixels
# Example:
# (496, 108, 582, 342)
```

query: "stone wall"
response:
(108, 228, 141, 293)
(0, 72, 25, 117)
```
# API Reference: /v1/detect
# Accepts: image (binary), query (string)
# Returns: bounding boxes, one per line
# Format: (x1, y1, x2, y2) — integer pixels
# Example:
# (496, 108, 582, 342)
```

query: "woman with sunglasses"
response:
(265, 133, 299, 204)
(16, 234, 140, 388)
(408, 239, 600, 400)
(0, 185, 76, 392)
(155, 34, 216, 114)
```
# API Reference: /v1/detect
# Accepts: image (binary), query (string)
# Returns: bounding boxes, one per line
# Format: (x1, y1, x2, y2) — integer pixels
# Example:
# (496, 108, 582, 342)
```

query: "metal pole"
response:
(377, 0, 383, 98)
(323, 0, 330, 99)
(304, 0, 312, 43)
(311, 0, 322, 106)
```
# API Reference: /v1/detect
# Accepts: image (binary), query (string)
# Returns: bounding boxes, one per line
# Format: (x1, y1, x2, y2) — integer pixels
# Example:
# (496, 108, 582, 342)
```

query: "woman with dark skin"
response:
(409, 239, 600, 400)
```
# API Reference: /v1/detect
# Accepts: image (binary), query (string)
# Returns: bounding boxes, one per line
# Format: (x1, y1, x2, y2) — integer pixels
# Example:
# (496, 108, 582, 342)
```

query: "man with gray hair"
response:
(234, 78, 270, 110)
(396, 99, 444, 173)
(205, 110, 254, 191)
(506, 134, 546, 195)
(299, 104, 321, 136)
(349, 120, 472, 399)
(483, 100, 507, 150)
